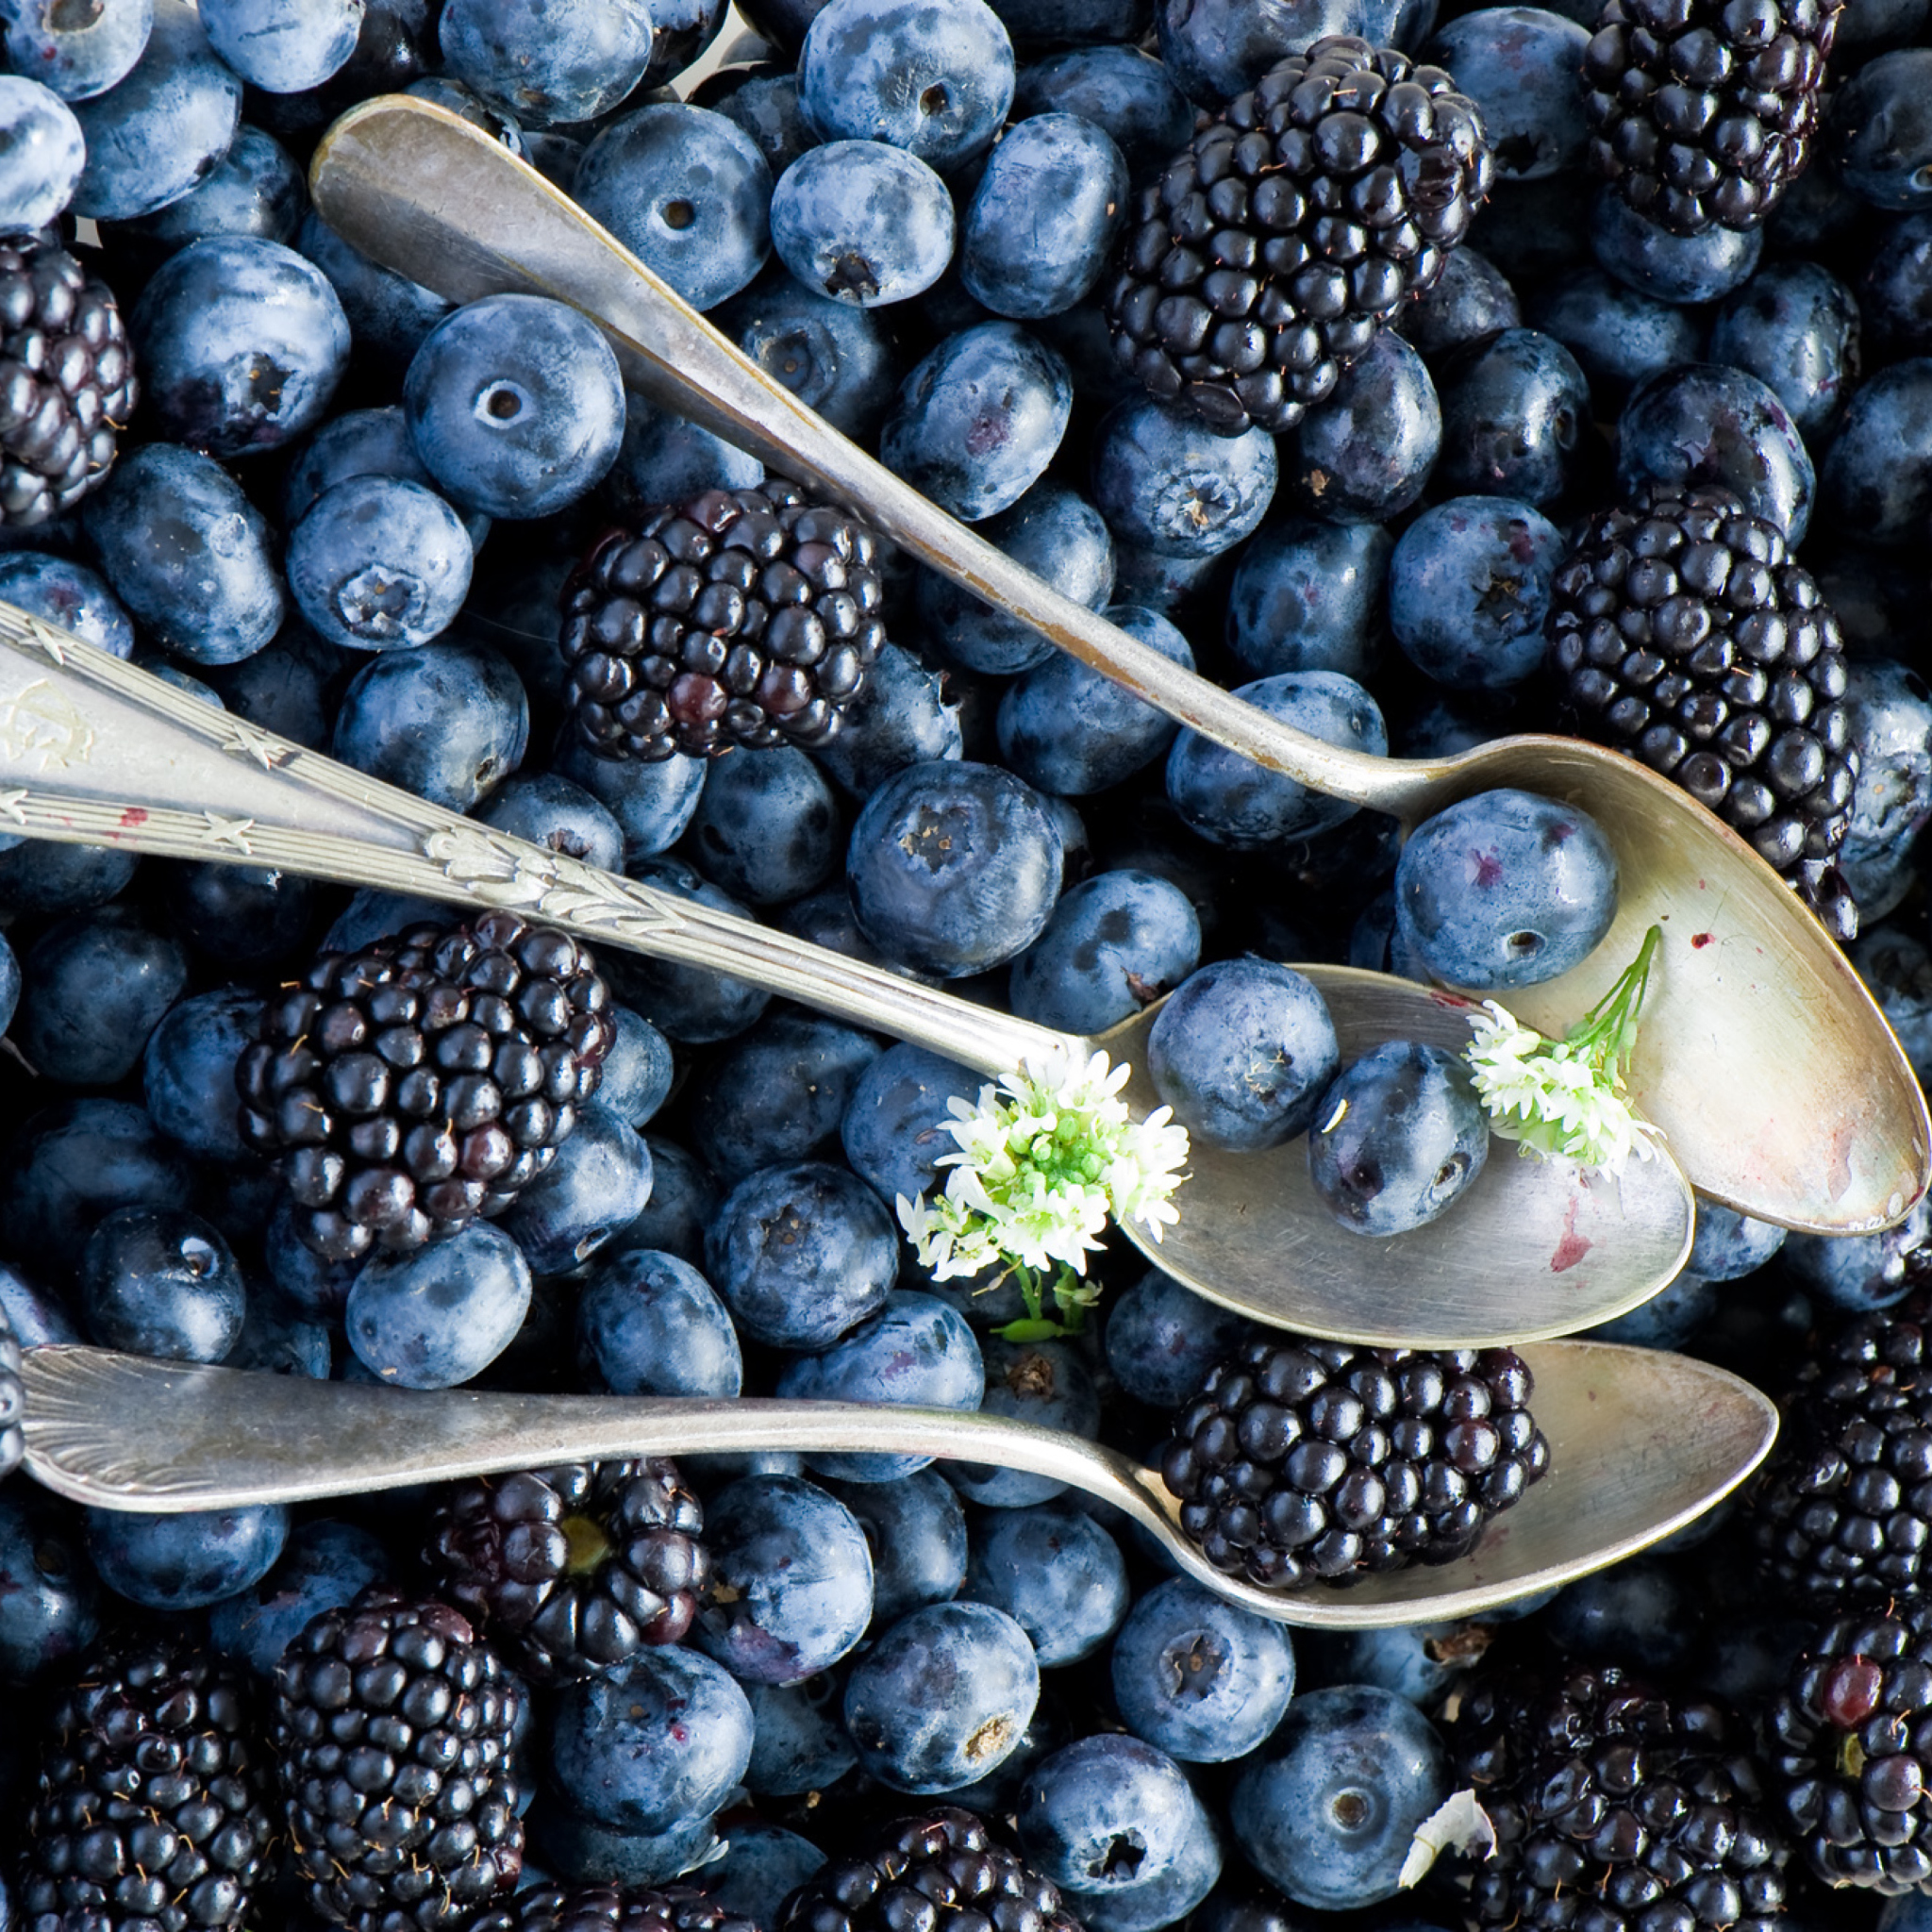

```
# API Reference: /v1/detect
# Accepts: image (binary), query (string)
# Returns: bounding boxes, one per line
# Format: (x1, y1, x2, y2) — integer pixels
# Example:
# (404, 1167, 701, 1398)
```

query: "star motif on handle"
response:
(218, 719, 289, 771)
(201, 811, 256, 854)
(33, 625, 65, 666)
(0, 788, 26, 824)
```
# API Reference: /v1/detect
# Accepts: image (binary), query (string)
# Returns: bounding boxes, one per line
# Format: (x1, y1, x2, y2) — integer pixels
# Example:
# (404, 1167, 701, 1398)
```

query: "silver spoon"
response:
(0, 605, 1692, 1347)
(303, 93, 1930, 1239)
(19, 1342, 1777, 1630)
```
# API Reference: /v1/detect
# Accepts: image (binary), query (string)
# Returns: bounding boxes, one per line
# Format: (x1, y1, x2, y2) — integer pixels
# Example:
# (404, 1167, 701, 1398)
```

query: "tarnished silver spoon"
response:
(19, 1344, 1777, 1630)
(303, 93, 1930, 1239)
(0, 605, 1692, 1347)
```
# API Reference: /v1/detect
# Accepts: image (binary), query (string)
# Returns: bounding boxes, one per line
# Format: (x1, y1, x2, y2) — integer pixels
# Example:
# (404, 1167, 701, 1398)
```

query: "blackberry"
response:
(1103, 35, 1493, 438)
(236, 909, 615, 1261)
(1751, 1282, 1932, 1608)
(1583, 0, 1842, 236)
(19, 1638, 275, 1932)
(0, 234, 135, 528)
(1156, 1337, 1549, 1588)
(1, 1295, 21, 1481)
(560, 479, 887, 762)
(425, 1459, 710, 1683)
(1452, 1661, 1790, 1932)
(469, 1881, 760, 1932)
(1545, 482, 1859, 941)
(777, 1806, 1085, 1932)
(271, 1586, 523, 1932)
(1765, 1603, 1932, 1892)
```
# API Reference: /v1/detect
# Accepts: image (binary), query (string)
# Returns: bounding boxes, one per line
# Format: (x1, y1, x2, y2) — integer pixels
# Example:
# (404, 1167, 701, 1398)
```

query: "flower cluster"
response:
(1462, 925, 1666, 1178)
(896, 1047, 1191, 1335)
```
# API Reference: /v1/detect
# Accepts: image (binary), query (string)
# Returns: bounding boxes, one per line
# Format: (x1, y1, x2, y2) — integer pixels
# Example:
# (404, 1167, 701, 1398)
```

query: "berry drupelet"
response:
(778, 1807, 1086, 1932)
(1545, 483, 1859, 940)
(0, 233, 135, 527)
(19, 1639, 275, 1932)
(1157, 1337, 1550, 1587)
(424, 1458, 710, 1683)
(237, 911, 615, 1261)
(1104, 35, 1493, 438)
(469, 1883, 762, 1932)
(1765, 1605, 1932, 1892)
(271, 1586, 524, 1932)
(1453, 1661, 1790, 1932)
(560, 479, 888, 761)
(1583, 0, 1842, 236)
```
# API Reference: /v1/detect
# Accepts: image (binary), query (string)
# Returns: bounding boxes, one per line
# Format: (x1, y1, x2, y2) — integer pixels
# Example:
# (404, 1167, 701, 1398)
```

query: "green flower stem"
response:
(993, 1262, 1097, 1342)
(1566, 922, 1662, 1075)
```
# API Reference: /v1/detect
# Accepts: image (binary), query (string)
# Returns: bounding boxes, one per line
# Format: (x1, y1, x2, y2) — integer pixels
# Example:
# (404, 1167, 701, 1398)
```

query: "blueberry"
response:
(608, 1136, 720, 1265)
(18, 902, 188, 1086)
(0, 1490, 100, 1682)
(552, 737, 708, 864)
(1166, 672, 1387, 848)
(1009, 868, 1201, 1035)
(548, 1644, 755, 1831)
(198, 0, 361, 92)
(686, 744, 841, 906)
(1074, 1792, 1221, 1932)
(0, 1257, 80, 1346)
(575, 103, 772, 310)
(1307, 1041, 1491, 1236)
(1110, 1576, 1293, 1762)
(0, 77, 84, 230)
(1102, 1268, 1249, 1409)
(1388, 496, 1564, 691)
(705, 1158, 897, 1350)
(608, 858, 770, 1042)
(108, 122, 306, 262)
(707, 1824, 827, 1926)
(1281, 331, 1441, 525)
(1708, 260, 1860, 440)
(1018, 1732, 1195, 1893)
(1010, 46, 1192, 181)
(1829, 48, 1932, 210)
(840, 1041, 978, 1206)
(70, 0, 241, 220)
(1840, 658, 1932, 918)
(709, 69, 818, 180)
(1854, 926, 1932, 1088)
(809, 642, 965, 800)
(0, 551, 135, 658)
(776, 1291, 985, 1480)
(820, 1466, 969, 1621)
(714, 267, 903, 436)
(79, 1205, 245, 1361)
(1228, 1684, 1449, 1908)
(1685, 1200, 1788, 1282)
(769, 139, 957, 308)
(262, 1190, 359, 1319)
(575, 1246, 742, 1397)
(223, 1291, 330, 1377)
(959, 113, 1126, 319)
(0, 841, 139, 917)
(1431, 327, 1590, 507)
(1153, 0, 1404, 106)
(1395, 788, 1620, 990)
(592, 1007, 676, 1129)
(601, 388, 766, 516)
(287, 475, 473, 648)
(532, 1807, 725, 1888)
(1520, 266, 1704, 409)
(946, 1336, 1099, 1507)
(962, 1503, 1128, 1666)
(331, 638, 529, 809)
(998, 603, 1194, 795)
(476, 772, 626, 876)
(3, 0, 151, 99)
(690, 1013, 882, 1182)
(1544, 1557, 1694, 1670)
(1091, 398, 1276, 558)
(847, 758, 1064, 976)
(1424, 7, 1588, 180)
(82, 442, 284, 663)
(744, 1674, 858, 1794)
(404, 291, 626, 517)
(297, 207, 453, 373)
(1784, 1196, 1931, 1313)
(798, 0, 1014, 173)
(207, 1518, 387, 1677)
(695, 1473, 875, 1683)
(439, 0, 653, 125)
(1860, 212, 1932, 362)
(1225, 520, 1389, 683)
(1398, 245, 1522, 362)
(918, 479, 1114, 677)
(842, 1600, 1041, 1791)
(882, 322, 1074, 521)
(85, 1500, 290, 1610)
(344, 1221, 533, 1387)
(1820, 358, 1932, 548)
(1146, 958, 1339, 1152)
(494, 1105, 651, 1275)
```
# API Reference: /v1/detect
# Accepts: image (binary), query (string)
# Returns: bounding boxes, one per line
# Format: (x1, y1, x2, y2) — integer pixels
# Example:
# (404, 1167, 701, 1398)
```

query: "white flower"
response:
(895, 1045, 1191, 1287)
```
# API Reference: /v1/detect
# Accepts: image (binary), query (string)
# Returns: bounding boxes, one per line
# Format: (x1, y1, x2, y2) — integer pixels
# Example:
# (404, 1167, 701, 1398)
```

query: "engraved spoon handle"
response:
(0, 604, 1068, 1078)
(307, 95, 1419, 816)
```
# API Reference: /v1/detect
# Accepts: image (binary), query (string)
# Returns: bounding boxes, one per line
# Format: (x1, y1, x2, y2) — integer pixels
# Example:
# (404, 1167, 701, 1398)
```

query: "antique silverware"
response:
(20, 1343, 1778, 1630)
(303, 93, 1931, 1239)
(0, 605, 1693, 1347)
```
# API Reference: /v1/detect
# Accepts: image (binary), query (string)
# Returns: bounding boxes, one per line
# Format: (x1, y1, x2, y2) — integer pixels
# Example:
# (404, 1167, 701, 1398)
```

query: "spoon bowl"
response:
(19, 1343, 1778, 1629)
(304, 94, 1931, 1237)
(0, 605, 1693, 1345)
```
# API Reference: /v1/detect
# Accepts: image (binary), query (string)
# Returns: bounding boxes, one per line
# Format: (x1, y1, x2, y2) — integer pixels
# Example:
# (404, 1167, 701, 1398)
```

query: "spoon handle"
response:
(0, 603, 1067, 1078)
(307, 95, 1415, 816)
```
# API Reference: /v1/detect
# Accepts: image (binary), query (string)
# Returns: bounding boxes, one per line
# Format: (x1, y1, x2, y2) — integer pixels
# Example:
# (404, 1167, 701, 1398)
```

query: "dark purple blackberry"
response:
(777, 1807, 1084, 1932)
(271, 1586, 524, 1932)
(236, 909, 614, 1260)
(1751, 1283, 1932, 1607)
(1765, 1604, 1932, 1892)
(1452, 1661, 1790, 1932)
(1102, 34, 1493, 438)
(1156, 1336, 1549, 1587)
(0, 1295, 21, 1481)
(1583, 0, 1842, 236)
(19, 1638, 275, 1932)
(425, 1459, 709, 1683)
(0, 234, 135, 527)
(1545, 482, 1859, 941)
(560, 479, 887, 761)
(469, 1881, 760, 1932)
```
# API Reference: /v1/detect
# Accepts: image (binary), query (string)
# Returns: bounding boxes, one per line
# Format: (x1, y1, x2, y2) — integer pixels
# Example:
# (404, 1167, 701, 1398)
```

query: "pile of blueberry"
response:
(4, 0, 1932, 1926)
